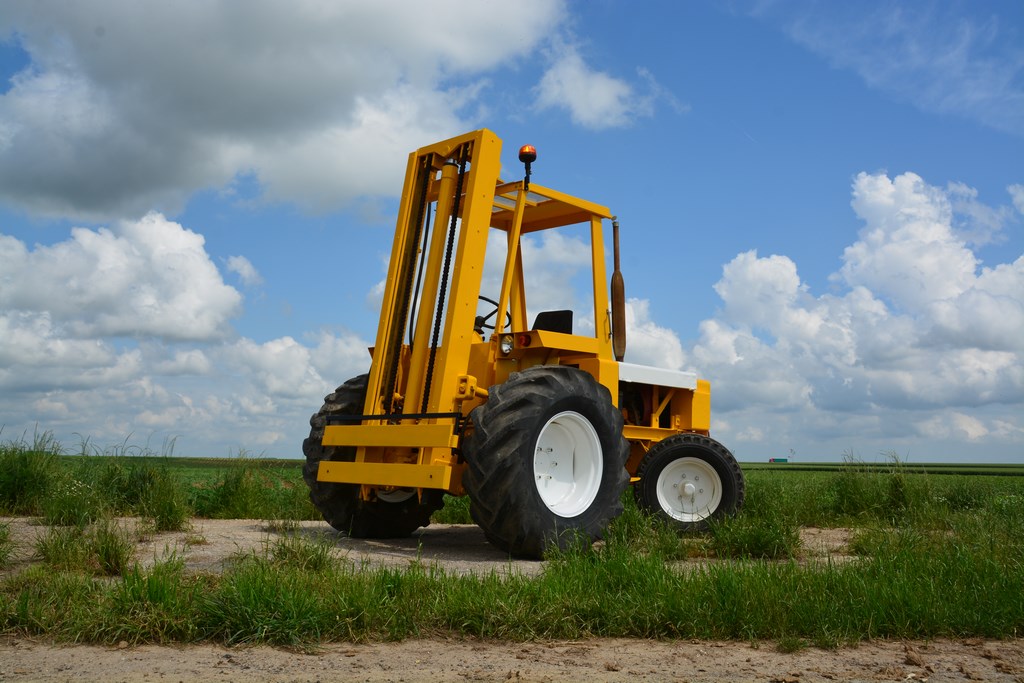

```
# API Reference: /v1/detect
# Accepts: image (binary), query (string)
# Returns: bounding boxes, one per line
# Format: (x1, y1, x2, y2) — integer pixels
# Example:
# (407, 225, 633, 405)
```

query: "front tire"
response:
(461, 366, 629, 558)
(634, 433, 745, 531)
(302, 375, 442, 537)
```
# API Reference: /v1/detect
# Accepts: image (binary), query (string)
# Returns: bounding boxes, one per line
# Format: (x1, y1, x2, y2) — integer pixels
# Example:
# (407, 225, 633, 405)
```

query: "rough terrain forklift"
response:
(303, 129, 745, 558)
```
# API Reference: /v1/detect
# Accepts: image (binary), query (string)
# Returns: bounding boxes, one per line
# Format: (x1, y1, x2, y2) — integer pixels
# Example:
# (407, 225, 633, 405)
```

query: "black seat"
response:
(532, 310, 573, 334)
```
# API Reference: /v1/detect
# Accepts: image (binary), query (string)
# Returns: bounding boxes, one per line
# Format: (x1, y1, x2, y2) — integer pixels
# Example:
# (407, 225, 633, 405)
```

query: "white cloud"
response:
(225, 255, 263, 287)
(223, 337, 325, 401)
(534, 44, 652, 129)
(153, 349, 212, 376)
(0, 204, 376, 457)
(623, 298, 685, 370)
(713, 251, 807, 329)
(0, 1, 566, 219)
(0, 311, 144, 392)
(520, 231, 594, 315)
(478, 229, 594, 326)
(0, 326, 374, 458)
(246, 83, 477, 211)
(839, 172, 979, 311)
(308, 329, 372, 380)
(691, 170, 1023, 457)
(946, 181, 1015, 246)
(0, 212, 241, 341)
(1010, 184, 1024, 215)
(916, 412, 988, 442)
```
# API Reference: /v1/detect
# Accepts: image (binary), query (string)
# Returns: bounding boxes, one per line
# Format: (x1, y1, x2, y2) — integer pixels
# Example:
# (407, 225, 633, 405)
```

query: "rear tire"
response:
(461, 366, 629, 558)
(302, 375, 442, 537)
(634, 433, 744, 531)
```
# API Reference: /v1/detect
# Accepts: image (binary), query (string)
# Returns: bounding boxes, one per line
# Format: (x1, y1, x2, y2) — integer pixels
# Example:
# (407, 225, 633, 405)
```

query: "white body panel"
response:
(618, 362, 698, 390)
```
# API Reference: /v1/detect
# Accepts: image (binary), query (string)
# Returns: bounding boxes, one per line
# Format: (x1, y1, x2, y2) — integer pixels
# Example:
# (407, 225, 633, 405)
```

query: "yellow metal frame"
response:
(322, 423, 457, 449)
(317, 129, 717, 498)
(318, 461, 460, 490)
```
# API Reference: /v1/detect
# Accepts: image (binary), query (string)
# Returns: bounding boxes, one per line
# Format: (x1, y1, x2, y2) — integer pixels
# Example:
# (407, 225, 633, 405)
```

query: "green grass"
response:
(0, 522, 14, 568)
(1, 433, 1023, 645)
(185, 453, 317, 522)
(92, 520, 137, 576)
(3, 503, 1022, 645)
(0, 432, 63, 515)
(432, 494, 472, 524)
(34, 526, 91, 571)
(0, 437, 317, 526)
(33, 520, 136, 575)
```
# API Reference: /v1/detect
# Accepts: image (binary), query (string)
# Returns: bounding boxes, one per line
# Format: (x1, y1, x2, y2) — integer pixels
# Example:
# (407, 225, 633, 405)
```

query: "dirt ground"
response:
(2, 517, 1022, 682)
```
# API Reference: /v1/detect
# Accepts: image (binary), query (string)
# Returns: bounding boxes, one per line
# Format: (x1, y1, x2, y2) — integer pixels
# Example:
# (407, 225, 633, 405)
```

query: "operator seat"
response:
(532, 310, 573, 334)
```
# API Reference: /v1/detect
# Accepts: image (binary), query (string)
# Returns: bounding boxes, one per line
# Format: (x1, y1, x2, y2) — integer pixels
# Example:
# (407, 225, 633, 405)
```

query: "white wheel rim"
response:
(533, 410, 603, 518)
(656, 456, 722, 522)
(375, 488, 415, 504)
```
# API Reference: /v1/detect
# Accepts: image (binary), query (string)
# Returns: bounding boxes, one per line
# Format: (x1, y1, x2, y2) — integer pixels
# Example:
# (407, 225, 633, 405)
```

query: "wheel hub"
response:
(533, 410, 603, 518)
(375, 488, 416, 504)
(656, 456, 722, 522)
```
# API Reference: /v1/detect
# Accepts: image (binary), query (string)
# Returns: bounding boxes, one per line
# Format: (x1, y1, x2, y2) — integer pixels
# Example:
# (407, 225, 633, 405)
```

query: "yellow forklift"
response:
(303, 129, 744, 558)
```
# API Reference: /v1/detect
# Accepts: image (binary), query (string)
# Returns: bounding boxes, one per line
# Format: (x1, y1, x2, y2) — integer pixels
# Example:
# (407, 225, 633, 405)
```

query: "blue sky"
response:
(1, 0, 1022, 462)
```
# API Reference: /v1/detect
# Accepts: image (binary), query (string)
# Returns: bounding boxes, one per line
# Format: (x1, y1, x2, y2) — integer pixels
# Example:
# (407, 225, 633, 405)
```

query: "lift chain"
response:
(422, 144, 469, 413)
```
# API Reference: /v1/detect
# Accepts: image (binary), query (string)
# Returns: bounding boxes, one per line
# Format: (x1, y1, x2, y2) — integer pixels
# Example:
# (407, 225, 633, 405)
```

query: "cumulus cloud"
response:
(839, 172, 979, 311)
(0, 211, 239, 428)
(623, 298, 685, 369)
(1, 212, 241, 341)
(219, 333, 369, 402)
(0, 0, 565, 219)
(534, 44, 654, 129)
(153, 349, 213, 376)
(0, 311, 143, 392)
(247, 84, 478, 212)
(0, 325, 373, 457)
(0, 203, 375, 456)
(692, 171, 1023, 456)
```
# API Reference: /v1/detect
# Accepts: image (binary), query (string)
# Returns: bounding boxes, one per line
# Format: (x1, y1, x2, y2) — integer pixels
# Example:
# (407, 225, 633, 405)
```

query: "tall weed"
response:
(34, 521, 135, 575)
(141, 470, 192, 532)
(189, 453, 312, 521)
(104, 557, 202, 643)
(40, 474, 106, 527)
(35, 526, 91, 571)
(0, 433, 63, 514)
(92, 520, 136, 576)
(90, 457, 164, 513)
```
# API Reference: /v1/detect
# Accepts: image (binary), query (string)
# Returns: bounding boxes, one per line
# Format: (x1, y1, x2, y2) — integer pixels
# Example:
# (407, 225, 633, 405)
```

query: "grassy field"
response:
(1, 433, 1023, 646)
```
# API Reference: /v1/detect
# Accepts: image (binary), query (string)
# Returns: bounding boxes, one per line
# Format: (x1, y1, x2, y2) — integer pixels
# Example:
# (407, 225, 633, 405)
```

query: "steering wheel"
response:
(475, 295, 512, 334)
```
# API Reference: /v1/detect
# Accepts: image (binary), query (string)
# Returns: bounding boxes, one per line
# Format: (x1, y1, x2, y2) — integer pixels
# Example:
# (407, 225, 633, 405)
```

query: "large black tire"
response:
(634, 433, 745, 531)
(302, 375, 443, 537)
(461, 365, 630, 559)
